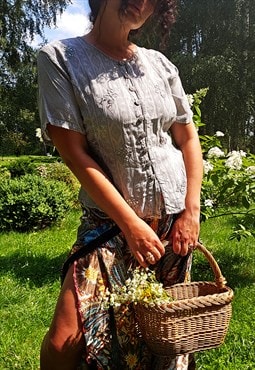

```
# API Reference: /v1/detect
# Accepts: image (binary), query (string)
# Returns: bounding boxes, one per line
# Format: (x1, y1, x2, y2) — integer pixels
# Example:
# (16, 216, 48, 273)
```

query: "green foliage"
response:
(36, 161, 77, 185)
(166, 0, 255, 152)
(0, 0, 71, 69)
(0, 174, 71, 232)
(7, 157, 37, 178)
(0, 130, 28, 156)
(36, 161, 80, 207)
(0, 55, 42, 156)
(0, 166, 11, 180)
(190, 88, 255, 240)
(0, 1, 72, 157)
(0, 155, 59, 168)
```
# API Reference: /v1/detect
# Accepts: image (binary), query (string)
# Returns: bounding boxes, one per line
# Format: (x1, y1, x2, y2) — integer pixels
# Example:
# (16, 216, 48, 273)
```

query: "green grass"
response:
(0, 210, 80, 370)
(0, 211, 254, 369)
(194, 216, 255, 370)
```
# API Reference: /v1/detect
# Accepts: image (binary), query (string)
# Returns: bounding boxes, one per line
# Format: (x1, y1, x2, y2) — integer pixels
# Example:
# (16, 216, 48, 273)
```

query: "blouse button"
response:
(138, 132, 146, 139)
(160, 137, 167, 145)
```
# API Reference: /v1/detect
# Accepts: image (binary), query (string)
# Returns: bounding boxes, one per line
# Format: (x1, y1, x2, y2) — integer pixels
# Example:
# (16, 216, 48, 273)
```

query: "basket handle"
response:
(194, 242, 227, 289)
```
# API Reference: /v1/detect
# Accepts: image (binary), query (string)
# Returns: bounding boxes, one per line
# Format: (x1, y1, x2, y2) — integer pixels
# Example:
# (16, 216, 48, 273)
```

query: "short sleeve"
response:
(37, 45, 86, 145)
(151, 50, 193, 124)
(170, 67, 193, 124)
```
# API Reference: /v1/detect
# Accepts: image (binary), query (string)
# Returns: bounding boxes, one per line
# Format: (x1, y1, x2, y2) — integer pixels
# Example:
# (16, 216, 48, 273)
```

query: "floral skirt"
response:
(67, 208, 195, 370)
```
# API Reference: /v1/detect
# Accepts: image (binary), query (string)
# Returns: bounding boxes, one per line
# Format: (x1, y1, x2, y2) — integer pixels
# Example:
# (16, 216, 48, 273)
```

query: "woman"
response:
(37, 0, 203, 369)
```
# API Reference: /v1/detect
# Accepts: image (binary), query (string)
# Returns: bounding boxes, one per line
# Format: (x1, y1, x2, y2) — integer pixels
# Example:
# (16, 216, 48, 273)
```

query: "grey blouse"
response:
(37, 37, 193, 219)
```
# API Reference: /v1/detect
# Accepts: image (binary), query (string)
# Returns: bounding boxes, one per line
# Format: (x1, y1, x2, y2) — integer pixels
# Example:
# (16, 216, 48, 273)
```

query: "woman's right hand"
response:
(45, 127, 165, 267)
(122, 218, 165, 267)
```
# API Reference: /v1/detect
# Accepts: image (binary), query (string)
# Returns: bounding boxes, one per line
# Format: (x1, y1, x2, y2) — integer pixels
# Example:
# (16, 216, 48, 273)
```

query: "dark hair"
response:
(88, 0, 178, 44)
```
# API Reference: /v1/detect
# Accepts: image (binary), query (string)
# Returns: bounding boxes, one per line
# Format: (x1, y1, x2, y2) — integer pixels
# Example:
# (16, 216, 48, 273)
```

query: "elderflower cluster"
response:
(186, 94, 194, 107)
(104, 267, 172, 308)
(203, 159, 214, 175)
(215, 131, 225, 137)
(225, 150, 246, 170)
(204, 199, 214, 208)
(207, 146, 225, 158)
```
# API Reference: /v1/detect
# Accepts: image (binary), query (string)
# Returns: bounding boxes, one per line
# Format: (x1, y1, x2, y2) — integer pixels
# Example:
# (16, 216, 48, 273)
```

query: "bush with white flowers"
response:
(190, 89, 255, 240)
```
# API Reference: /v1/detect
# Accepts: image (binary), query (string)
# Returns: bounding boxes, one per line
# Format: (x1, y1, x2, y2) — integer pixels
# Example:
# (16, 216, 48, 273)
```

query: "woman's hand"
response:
(122, 218, 165, 267)
(169, 209, 200, 256)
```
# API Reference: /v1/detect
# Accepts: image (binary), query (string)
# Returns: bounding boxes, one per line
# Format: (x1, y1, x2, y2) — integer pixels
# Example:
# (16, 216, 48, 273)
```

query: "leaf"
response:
(242, 196, 250, 209)
(194, 105, 201, 117)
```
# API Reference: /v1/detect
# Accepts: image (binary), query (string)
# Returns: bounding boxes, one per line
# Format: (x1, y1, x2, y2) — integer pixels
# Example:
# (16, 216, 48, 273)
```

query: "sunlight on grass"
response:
(0, 210, 81, 369)
(194, 216, 255, 369)
(0, 211, 254, 369)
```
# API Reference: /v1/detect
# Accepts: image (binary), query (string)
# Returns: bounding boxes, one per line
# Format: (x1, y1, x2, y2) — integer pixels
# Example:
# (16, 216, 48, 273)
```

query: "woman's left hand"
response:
(169, 209, 200, 256)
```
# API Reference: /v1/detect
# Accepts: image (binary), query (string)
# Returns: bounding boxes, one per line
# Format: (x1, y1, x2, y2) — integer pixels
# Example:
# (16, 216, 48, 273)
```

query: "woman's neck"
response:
(84, 30, 136, 61)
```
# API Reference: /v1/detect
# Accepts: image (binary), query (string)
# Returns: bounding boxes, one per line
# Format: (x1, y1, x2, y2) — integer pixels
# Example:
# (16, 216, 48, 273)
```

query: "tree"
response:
(0, 0, 72, 155)
(0, 0, 71, 70)
(165, 0, 255, 152)
(0, 50, 41, 155)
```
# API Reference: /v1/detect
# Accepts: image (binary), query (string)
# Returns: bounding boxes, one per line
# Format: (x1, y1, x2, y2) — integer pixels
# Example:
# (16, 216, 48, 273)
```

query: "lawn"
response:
(0, 210, 254, 369)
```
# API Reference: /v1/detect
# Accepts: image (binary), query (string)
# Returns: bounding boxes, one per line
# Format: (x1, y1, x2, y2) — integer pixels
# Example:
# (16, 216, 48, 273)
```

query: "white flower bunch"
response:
(204, 199, 214, 208)
(186, 94, 194, 107)
(225, 150, 246, 170)
(215, 131, 225, 137)
(104, 267, 172, 308)
(203, 160, 214, 175)
(207, 146, 225, 158)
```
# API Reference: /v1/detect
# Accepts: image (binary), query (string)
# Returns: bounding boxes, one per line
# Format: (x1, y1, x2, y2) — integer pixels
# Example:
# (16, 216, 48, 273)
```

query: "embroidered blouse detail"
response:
(37, 37, 193, 218)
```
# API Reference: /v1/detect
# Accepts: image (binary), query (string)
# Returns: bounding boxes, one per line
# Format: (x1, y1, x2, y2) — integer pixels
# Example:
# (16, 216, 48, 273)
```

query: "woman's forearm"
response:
(50, 132, 139, 233)
(67, 151, 140, 231)
(168, 122, 203, 254)
(170, 122, 203, 215)
(181, 136, 203, 215)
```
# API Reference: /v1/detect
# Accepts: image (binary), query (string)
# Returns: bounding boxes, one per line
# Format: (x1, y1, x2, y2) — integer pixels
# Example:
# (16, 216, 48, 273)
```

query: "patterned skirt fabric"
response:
(67, 208, 194, 370)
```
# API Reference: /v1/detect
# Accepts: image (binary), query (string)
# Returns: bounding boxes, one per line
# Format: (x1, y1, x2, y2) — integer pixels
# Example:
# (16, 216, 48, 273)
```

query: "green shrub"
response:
(36, 161, 76, 184)
(0, 174, 71, 232)
(36, 161, 80, 207)
(7, 157, 36, 178)
(0, 167, 11, 180)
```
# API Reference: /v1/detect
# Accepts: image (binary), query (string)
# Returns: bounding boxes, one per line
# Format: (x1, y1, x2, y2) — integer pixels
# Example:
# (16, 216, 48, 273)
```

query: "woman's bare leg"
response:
(40, 265, 85, 370)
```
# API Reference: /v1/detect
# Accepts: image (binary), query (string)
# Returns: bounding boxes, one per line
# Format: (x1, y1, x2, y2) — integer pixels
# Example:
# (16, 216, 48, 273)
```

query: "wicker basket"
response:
(135, 242, 234, 356)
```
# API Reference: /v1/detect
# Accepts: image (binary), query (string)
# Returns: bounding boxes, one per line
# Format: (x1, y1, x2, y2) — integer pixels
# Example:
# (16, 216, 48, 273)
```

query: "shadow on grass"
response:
(0, 251, 68, 286)
(192, 249, 255, 289)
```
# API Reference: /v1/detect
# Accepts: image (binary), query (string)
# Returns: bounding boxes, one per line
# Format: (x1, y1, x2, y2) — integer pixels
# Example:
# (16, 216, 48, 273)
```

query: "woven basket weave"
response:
(135, 242, 234, 356)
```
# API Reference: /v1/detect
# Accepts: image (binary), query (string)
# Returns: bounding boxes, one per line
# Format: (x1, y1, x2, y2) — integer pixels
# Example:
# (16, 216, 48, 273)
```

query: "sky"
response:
(31, 0, 91, 47)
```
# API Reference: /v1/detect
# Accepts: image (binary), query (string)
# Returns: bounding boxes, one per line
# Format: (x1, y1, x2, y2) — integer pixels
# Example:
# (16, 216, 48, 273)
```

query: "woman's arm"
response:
(169, 121, 203, 256)
(47, 124, 165, 266)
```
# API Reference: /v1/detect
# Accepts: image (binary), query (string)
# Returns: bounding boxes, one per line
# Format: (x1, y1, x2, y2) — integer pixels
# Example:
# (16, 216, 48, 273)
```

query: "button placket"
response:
(120, 61, 154, 176)
(120, 62, 143, 116)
